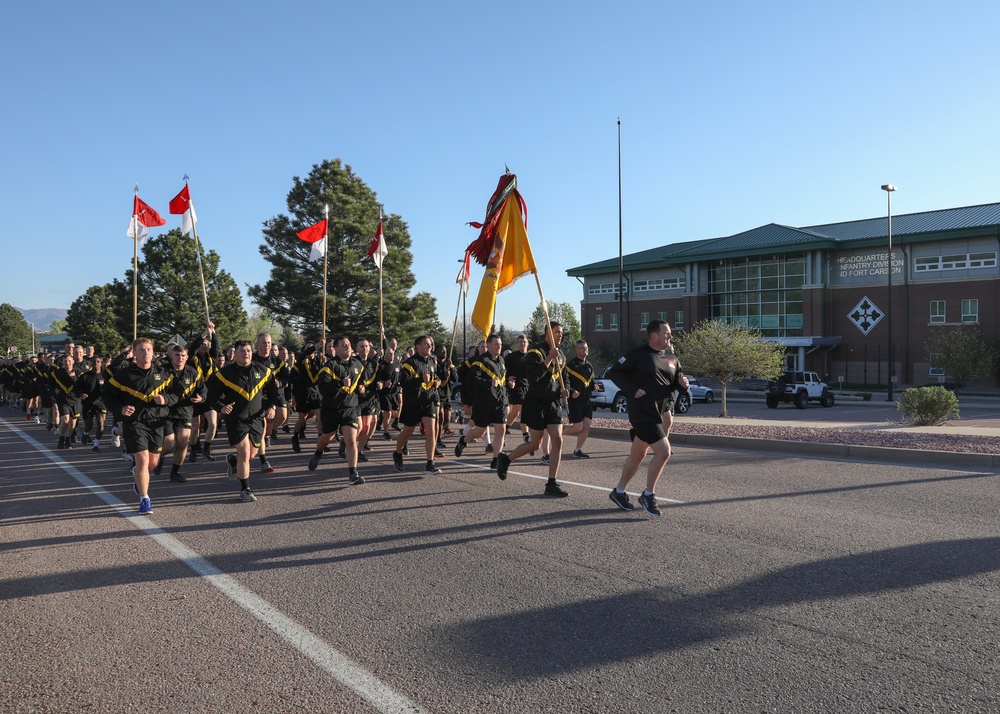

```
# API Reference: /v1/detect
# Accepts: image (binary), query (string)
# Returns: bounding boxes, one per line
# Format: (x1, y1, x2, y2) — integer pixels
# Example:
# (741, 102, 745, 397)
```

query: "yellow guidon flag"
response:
(466, 172, 538, 338)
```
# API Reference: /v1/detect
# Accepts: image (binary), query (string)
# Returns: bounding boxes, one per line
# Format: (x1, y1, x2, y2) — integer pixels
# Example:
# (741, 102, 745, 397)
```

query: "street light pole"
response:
(617, 117, 624, 357)
(882, 184, 897, 401)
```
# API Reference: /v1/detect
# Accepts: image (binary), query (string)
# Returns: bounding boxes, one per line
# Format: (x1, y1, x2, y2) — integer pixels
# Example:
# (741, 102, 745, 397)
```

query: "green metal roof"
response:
(567, 201, 1000, 276)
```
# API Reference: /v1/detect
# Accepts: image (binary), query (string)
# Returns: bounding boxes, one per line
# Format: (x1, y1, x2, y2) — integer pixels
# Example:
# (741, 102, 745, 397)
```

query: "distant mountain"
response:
(16, 307, 68, 332)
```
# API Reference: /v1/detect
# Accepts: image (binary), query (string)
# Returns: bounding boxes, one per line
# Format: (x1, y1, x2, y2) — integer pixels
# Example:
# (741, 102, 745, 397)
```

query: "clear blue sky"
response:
(3, 1, 999, 336)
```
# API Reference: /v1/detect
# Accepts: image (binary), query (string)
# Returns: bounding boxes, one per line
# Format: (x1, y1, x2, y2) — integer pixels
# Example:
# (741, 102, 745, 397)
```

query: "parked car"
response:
(685, 377, 714, 403)
(765, 371, 835, 409)
(591, 368, 692, 414)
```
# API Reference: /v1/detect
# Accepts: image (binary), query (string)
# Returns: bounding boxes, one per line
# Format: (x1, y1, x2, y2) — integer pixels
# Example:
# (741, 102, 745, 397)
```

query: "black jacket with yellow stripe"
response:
(207, 361, 279, 423)
(316, 356, 365, 413)
(524, 341, 565, 401)
(470, 352, 508, 407)
(563, 356, 595, 400)
(103, 361, 179, 424)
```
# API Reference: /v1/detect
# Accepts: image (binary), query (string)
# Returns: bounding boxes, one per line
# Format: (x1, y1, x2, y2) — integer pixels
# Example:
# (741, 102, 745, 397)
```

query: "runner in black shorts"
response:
(605, 320, 689, 516)
(207, 340, 279, 503)
(156, 344, 207, 483)
(307, 336, 366, 484)
(454, 334, 509, 470)
(495, 323, 571, 497)
(392, 335, 443, 475)
(76, 356, 109, 452)
(376, 344, 400, 441)
(289, 342, 323, 453)
(354, 338, 380, 460)
(504, 335, 530, 445)
(103, 338, 178, 514)
(51, 353, 83, 449)
(562, 339, 595, 459)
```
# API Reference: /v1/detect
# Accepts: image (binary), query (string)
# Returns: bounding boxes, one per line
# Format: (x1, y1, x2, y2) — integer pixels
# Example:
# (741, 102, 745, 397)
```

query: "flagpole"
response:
(322, 204, 329, 348)
(448, 265, 464, 368)
(378, 209, 384, 352)
(132, 187, 139, 341)
(185, 179, 211, 327)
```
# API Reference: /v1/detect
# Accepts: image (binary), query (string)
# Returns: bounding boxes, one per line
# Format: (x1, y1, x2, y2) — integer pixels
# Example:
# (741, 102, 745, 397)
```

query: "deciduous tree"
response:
(924, 324, 997, 388)
(0, 304, 33, 356)
(673, 320, 786, 416)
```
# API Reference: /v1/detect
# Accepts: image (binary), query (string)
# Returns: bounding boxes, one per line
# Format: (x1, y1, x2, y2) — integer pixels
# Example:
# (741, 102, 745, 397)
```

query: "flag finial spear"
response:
(134, 184, 139, 194)
(183, 174, 189, 183)
(504, 164, 510, 174)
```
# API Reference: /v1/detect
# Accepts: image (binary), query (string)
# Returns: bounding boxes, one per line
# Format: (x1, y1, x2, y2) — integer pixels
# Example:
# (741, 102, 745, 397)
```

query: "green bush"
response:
(896, 386, 960, 426)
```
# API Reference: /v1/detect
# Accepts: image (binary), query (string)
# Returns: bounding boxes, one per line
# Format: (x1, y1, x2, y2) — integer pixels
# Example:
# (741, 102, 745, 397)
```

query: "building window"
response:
(962, 299, 979, 323)
(640, 312, 649, 329)
(595, 314, 603, 331)
(588, 282, 621, 296)
(915, 251, 997, 272)
(930, 300, 946, 324)
(708, 255, 805, 337)
(632, 277, 685, 292)
(610, 314, 618, 331)
(674, 311, 684, 330)
(657, 311, 666, 321)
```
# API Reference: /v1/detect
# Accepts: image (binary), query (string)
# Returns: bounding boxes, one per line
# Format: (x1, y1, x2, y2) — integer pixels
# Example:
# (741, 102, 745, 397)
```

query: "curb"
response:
(587, 426, 1000, 469)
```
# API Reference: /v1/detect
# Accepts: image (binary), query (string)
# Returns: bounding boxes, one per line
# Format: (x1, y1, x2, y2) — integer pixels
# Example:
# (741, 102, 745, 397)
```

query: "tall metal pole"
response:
(321, 204, 329, 348)
(882, 184, 897, 401)
(617, 117, 624, 356)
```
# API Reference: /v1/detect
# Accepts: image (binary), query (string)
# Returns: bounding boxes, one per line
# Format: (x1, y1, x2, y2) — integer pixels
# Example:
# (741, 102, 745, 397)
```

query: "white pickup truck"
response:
(591, 367, 692, 414)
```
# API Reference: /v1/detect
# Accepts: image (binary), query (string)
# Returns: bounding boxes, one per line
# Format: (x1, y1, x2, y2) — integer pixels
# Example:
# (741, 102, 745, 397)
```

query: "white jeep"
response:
(765, 371, 835, 409)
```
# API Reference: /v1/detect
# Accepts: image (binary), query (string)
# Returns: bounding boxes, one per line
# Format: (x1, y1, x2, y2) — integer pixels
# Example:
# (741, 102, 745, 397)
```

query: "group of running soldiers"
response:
(2, 319, 687, 518)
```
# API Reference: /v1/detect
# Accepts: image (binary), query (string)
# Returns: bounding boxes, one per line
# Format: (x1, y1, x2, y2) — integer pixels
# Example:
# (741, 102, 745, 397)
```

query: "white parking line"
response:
(3, 418, 428, 714)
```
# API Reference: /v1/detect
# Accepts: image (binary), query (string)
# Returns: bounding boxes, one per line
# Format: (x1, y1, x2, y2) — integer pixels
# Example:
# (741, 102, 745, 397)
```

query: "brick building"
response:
(567, 202, 1000, 387)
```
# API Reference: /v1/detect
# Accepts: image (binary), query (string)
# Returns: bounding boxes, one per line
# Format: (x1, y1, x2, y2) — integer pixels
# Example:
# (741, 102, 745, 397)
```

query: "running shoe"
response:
(454, 435, 467, 457)
(138, 497, 152, 514)
(485, 443, 494, 454)
(392, 450, 404, 472)
(572, 449, 590, 459)
(544, 481, 569, 498)
(240, 488, 257, 503)
(291, 432, 301, 453)
(170, 472, 188, 484)
(425, 461, 442, 475)
(226, 453, 237, 479)
(496, 452, 510, 480)
(260, 459, 275, 474)
(111, 428, 121, 448)
(638, 492, 662, 516)
(540, 454, 550, 466)
(348, 471, 365, 485)
(308, 452, 322, 471)
(608, 489, 635, 511)
(203, 445, 217, 462)
(490, 457, 498, 471)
